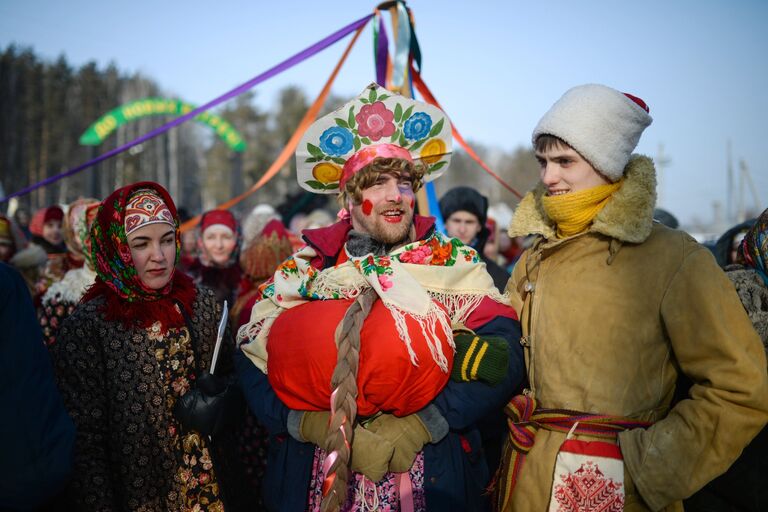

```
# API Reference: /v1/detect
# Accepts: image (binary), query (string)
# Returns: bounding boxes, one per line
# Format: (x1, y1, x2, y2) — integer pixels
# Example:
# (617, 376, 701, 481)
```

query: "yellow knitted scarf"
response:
(542, 181, 623, 238)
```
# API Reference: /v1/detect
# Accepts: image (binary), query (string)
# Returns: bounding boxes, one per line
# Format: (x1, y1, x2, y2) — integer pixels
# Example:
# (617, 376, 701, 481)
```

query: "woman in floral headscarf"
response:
(187, 209, 243, 306)
(50, 182, 251, 511)
(38, 198, 100, 347)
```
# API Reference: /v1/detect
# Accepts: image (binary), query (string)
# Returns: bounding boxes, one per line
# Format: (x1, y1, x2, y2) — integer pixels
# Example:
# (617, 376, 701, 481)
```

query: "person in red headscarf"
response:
(27, 206, 68, 302)
(0, 214, 20, 263)
(186, 209, 243, 306)
(29, 206, 66, 255)
(38, 200, 100, 347)
(233, 218, 294, 329)
(49, 182, 254, 511)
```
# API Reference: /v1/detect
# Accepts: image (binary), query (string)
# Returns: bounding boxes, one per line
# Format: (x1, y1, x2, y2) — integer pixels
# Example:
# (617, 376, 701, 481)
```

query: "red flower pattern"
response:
(355, 101, 395, 141)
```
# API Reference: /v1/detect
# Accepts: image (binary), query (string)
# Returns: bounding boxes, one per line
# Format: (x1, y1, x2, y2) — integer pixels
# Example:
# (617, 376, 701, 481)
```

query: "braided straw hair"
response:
(320, 288, 378, 511)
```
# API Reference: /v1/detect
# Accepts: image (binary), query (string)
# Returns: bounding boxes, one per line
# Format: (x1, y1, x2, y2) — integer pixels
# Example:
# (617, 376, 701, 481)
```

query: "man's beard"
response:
(350, 204, 414, 247)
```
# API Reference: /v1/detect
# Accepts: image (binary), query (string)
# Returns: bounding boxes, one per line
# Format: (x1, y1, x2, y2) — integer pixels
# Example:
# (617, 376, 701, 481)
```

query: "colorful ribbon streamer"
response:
(0, 14, 374, 204)
(410, 67, 523, 199)
(374, 13, 389, 87)
(391, 1, 411, 89)
(180, 20, 368, 232)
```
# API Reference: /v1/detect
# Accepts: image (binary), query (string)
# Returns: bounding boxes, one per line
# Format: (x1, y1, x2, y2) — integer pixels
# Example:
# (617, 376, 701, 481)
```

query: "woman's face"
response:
(127, 223, 176, 289)
(202, 225, 236, 266)
(42, 219, 63, 245)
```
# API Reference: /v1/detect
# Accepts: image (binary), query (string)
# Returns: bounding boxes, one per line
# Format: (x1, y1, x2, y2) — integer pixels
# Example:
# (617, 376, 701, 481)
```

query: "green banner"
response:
(79, 97, 246, 152)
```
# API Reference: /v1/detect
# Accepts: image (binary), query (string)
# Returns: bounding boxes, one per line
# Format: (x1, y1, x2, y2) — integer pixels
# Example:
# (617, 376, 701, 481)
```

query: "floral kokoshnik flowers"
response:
(296, 83, 452, 193)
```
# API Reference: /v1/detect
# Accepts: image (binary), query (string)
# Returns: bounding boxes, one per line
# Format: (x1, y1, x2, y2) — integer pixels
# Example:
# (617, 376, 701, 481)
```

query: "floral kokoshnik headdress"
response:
(296, 83, 453, 193)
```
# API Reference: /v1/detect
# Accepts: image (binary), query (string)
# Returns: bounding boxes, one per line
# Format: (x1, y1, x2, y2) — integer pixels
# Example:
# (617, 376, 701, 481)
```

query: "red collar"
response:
(302, 215, 436, 260)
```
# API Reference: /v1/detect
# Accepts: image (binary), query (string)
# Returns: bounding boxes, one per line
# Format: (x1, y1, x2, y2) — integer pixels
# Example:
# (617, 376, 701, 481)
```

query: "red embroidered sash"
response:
(494, 395, 653, 511)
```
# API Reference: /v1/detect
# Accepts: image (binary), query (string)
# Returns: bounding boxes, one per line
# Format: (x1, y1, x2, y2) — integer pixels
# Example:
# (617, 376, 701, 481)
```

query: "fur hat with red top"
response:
(532, 83, 653, 182)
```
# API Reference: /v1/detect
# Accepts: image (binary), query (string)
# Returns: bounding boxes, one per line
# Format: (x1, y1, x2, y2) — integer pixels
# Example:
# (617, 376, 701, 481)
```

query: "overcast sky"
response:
(1, 0, 766, 227)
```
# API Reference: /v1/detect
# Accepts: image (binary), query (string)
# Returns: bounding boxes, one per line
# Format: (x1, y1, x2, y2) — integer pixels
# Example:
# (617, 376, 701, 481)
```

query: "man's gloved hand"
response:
(350, 425, 395, 482)
(346, 230, 388, 257)
(290, 410, 330, 445)
(451, 331, 509, 385)
(366, 413, 432, 473)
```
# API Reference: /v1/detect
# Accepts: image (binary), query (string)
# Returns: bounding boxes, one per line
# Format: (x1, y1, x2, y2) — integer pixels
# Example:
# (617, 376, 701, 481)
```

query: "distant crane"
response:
(655, 143, 671, 207)
(726, 140, 761, 224)
(736, 159, 761, 222)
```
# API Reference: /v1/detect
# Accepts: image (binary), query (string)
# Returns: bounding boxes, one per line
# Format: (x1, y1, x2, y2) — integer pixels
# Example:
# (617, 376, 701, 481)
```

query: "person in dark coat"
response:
(0, 262, 75, 510)
(439, 186, 510, 292)
(712, 218, 756, 267)
(237, 84, 524, 511)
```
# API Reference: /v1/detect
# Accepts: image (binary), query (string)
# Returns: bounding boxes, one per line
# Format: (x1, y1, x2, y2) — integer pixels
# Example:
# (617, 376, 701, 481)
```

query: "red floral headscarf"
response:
(82, 181, 195, 332)
(740, 208, 768, 286)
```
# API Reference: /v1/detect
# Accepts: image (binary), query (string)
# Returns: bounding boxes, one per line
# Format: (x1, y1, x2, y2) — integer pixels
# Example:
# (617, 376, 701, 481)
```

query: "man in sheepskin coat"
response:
(495, 84, 768, 511)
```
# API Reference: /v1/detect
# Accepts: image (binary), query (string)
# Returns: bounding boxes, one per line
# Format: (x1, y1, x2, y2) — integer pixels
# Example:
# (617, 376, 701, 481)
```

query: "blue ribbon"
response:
(391, 1, 411, 88)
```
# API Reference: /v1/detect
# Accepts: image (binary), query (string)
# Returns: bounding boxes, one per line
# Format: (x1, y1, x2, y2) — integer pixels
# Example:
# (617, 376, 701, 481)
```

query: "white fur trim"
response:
(42, 266, 97, 304)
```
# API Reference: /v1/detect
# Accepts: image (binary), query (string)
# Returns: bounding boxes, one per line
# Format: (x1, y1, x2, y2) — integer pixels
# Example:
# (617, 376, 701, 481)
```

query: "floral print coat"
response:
(51, 285, 245, 511)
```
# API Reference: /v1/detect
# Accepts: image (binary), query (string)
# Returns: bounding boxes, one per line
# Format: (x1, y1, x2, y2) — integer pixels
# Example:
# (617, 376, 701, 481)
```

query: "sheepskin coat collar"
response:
(509, 155, 656, 244)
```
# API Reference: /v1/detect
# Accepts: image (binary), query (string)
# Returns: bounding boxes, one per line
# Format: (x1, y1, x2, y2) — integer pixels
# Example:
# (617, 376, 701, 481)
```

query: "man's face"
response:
(536, 145, 610, 195)
(445, 210, 482, 245)
(350, 171, 416, 246)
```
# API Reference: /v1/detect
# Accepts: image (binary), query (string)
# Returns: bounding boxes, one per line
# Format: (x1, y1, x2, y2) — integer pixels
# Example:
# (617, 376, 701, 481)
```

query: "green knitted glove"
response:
(451, 332, 509, 385)
(366, 413, 431, 473)
(350, 425, 395, 482)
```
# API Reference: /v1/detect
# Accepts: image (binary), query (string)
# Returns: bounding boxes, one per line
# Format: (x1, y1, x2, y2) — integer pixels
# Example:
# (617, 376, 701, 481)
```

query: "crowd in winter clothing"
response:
(1, 82, 767, 512)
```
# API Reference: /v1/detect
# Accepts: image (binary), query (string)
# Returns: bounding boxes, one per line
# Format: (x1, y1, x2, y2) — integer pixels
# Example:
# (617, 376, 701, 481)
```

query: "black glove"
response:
(173, 372, 245, 438)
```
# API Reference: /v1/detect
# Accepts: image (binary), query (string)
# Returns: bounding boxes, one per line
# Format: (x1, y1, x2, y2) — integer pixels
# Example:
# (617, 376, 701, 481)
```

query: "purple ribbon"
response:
(375, 15, 389, 86)
(1, 13, 373, 204)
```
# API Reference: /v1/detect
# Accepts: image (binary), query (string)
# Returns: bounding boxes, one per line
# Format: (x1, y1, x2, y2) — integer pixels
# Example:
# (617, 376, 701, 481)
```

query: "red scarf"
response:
(82, 181, 196, 332)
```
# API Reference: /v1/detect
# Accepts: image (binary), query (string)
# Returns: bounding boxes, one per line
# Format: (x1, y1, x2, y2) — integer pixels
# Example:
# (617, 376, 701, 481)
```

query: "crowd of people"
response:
(2, 82, 767, 512)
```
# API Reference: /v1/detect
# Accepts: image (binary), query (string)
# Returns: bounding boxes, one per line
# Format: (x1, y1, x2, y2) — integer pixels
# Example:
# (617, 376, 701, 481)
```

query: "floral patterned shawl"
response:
(82, 181, 195, 333)
(238, 230, 507, 373)
(741, 208, 768, 286)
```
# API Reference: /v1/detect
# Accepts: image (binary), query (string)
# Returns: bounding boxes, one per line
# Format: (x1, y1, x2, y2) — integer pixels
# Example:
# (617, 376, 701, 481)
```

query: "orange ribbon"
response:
(410, 67, 523, 199)
(180, 21, 368, 233)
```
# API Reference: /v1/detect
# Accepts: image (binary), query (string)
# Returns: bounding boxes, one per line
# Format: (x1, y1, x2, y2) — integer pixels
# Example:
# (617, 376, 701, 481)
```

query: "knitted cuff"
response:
(416, 404, 449, 443)
(451, 333, 509, 385)
(287, 410, 305, 442)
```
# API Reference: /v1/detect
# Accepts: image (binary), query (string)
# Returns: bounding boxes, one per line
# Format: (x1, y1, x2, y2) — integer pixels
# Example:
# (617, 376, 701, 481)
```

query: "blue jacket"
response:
(0, 263, 75, 510)
(236, 217, 524, 511)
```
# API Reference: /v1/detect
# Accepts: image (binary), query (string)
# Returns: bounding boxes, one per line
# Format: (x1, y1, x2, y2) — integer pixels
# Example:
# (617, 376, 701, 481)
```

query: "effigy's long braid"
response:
(320, 288, 377, 512)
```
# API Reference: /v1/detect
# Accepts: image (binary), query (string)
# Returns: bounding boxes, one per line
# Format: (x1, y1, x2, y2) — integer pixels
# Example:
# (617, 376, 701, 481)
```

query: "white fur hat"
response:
(532, 84, 653, 181)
